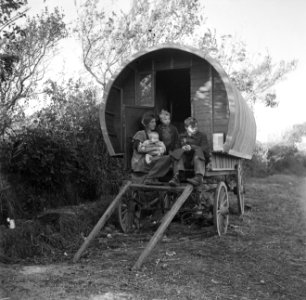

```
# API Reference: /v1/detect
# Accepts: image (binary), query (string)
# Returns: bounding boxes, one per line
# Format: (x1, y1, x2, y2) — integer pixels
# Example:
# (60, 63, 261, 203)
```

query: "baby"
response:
(139, 131, 166, 165)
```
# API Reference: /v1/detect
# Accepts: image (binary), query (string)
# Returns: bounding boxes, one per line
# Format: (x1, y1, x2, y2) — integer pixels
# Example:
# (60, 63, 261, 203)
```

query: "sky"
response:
(26, 0, 306, 143)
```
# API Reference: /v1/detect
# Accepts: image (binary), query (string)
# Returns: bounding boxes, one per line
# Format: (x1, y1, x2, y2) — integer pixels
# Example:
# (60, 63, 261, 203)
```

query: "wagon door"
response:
(123, 106, 153, 169)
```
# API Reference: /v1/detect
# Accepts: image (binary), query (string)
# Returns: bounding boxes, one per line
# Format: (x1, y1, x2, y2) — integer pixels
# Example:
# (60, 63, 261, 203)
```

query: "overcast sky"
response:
(27, 0, 306, 143)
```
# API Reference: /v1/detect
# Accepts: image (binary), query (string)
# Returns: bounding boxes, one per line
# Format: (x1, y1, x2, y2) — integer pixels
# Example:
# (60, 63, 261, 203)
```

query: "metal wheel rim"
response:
(118, 191, 140, 233)
(214, 182, 229, 236)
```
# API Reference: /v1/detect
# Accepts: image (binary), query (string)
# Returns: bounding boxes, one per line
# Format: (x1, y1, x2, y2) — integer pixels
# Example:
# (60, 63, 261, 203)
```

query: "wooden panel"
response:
(103, 87, 122, 155)
(213, 73, 226, 91)
(151, 50, 192, 70)
(190, 61, 211, 140)
(172, 51, 192, 68)
(154, 57, 171, 70)
(136, 57, 152, 72)
(212, 70, 229, 136)
(122, 73, 135, 105)
(211, 153, 238, 171)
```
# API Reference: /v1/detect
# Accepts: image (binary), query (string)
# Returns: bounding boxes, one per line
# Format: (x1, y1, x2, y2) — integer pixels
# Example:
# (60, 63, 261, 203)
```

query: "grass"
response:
(1, 174, 306, 300)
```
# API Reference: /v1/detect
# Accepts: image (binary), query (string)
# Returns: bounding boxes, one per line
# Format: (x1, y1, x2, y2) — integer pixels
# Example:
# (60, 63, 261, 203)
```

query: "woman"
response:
(131, 112, 171, 184)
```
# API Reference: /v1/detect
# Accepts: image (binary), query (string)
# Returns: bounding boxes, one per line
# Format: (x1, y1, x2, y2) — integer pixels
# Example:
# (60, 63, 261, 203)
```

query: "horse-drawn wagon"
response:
(74, 44, 256, 269)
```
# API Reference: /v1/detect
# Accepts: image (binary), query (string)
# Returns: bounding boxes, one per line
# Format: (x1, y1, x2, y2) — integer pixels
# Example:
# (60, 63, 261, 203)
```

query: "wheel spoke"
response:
(219, 188, 225, 205)
(220, 194, 227, 208)
(218, 205, 229, 216)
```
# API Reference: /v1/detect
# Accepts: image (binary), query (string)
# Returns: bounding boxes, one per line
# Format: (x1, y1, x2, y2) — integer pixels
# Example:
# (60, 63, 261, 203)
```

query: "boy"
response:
(169, 117, 210, 186)
(139, 131, 166, 165)
(156, 109, 179, 154)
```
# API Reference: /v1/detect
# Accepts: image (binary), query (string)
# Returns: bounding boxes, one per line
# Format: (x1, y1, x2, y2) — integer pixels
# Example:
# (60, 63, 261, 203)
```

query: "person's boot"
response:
(169, 173, 180, 187)
(187, 174, 203, 186)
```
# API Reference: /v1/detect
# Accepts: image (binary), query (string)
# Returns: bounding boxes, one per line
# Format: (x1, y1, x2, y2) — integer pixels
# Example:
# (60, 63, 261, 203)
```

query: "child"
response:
(169, 117, 210, 186)
(139, 131, 166, 165)
(156, 109, 179, 154)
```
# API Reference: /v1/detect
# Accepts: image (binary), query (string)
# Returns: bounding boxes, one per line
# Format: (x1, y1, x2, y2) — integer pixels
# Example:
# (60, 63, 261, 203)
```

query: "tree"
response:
(76, 0, 296, 107)
(283, 122, 306, 144)
(0, 0, 28, 83)
(77, 0, 204, 90)
(0, 4, 66, 136)
(196, 33, 297, 107)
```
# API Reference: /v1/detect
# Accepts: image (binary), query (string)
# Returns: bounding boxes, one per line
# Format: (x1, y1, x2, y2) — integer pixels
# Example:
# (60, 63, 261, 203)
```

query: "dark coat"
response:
(170, 131, 210, 161)
(156, 123, 179, 154)
(131, 130, 149, 173)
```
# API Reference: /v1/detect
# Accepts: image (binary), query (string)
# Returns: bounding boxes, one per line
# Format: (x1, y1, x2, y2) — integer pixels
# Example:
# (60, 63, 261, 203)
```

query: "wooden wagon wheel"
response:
(213, 181, 229, 236)
(117, 190, 141, 233)
(236, 161, 245, 215)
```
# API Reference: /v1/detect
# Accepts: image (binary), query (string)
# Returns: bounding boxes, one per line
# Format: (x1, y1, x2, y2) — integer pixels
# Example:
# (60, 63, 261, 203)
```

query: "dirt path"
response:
(1, 174, 306, 300)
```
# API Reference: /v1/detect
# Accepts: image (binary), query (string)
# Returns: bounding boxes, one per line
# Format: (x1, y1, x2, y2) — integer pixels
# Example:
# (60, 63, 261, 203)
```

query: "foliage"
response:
(245, 140, 306, 177)
(283, 122, 306, 144)
(266, 143, 306, 175)
(0, 0, 28, 51)
(197, 34, 297, 107)
(244, 142, 269, 177)
(76, 0, 296, 107)
(1, 79, 124, 218)
(77, 0, 204, 89)
(0, 4, 66, 135)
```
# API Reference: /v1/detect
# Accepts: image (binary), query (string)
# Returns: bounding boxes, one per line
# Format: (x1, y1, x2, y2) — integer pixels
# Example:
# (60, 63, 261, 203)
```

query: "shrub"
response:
(267, 143, 306, 175)
(244, 142, 269, 177)
(0, 80, 125, 219)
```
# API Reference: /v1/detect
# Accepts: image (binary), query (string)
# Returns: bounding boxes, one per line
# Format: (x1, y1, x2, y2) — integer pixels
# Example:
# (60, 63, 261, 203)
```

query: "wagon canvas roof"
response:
(100, 43, 256, 159)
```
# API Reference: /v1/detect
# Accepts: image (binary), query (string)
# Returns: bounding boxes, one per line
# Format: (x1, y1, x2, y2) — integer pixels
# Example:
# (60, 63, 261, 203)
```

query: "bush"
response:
(244, 142, 269, 177)
(244, 141, 306, 177)
(268, 144, 306, 175)
(267, 143, 306, 175)
(0, 80, 125, 220)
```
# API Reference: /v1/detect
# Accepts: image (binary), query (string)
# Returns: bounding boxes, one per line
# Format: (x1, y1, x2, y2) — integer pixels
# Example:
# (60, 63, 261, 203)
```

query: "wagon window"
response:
(137, 73, 153, 106)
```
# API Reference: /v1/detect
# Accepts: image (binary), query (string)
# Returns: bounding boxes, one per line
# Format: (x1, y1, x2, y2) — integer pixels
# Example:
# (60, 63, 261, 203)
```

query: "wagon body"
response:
(100, 43, 256, 170)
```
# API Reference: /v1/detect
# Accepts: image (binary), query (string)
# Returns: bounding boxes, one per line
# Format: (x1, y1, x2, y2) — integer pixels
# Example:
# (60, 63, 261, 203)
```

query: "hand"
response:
(182, 145, 191, 151)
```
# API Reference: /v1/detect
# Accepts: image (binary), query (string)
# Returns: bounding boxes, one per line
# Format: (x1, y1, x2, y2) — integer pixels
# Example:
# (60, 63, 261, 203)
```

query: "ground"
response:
(1, 174, 306, 300)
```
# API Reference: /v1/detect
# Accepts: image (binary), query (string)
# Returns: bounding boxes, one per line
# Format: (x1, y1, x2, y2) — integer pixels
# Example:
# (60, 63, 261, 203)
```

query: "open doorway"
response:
(155, 69, 191, 132)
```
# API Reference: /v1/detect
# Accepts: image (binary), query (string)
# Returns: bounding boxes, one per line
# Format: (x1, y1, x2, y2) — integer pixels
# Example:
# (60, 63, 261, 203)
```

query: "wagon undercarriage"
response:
(75, 44, 255, 269)
(73, 166, 244, 270)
